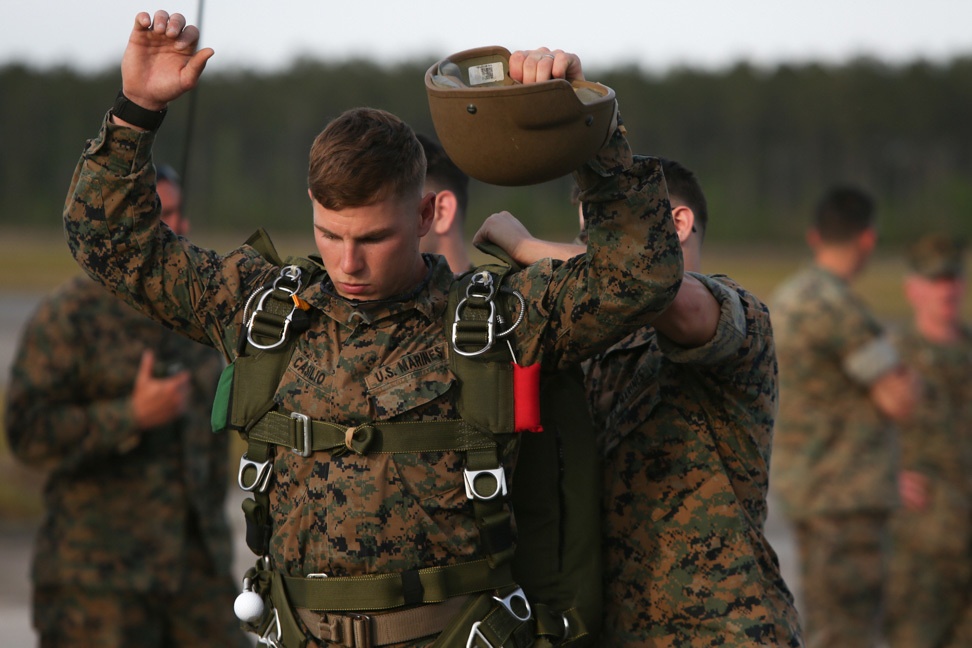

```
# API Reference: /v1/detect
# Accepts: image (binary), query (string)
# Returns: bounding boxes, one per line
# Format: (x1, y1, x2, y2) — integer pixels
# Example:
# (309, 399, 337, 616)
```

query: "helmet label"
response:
(468, 62, 505, 86)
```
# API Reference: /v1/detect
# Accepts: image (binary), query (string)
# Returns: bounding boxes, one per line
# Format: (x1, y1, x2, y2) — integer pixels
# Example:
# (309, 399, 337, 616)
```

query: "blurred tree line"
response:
(2, 55, 970, 246)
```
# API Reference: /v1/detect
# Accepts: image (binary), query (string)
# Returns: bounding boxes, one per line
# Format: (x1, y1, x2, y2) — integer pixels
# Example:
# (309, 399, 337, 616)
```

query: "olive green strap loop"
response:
(531, 604, 590, 644)
(241, 435, 274, 555)
(248, 411, 495, 456)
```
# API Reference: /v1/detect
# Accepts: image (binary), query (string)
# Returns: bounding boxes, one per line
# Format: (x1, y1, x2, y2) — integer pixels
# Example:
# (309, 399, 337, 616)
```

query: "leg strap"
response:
(283, 559, 514, 611)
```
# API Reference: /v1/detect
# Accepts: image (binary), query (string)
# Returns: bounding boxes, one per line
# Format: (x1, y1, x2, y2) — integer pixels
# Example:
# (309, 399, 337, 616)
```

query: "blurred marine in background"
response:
(771, 186, 919, 648)
(4, 166, 248, 647)
(886, 233, 972, 648)
(417, 133, 473, 273)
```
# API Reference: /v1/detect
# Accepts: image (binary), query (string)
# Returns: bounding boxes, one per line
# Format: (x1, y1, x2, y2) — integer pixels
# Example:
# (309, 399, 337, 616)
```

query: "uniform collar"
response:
(301, 254, 454, 327)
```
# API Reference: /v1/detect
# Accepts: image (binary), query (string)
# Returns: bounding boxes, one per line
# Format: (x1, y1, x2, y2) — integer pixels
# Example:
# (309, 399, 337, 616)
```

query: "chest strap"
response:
(247, 411, 495, 458)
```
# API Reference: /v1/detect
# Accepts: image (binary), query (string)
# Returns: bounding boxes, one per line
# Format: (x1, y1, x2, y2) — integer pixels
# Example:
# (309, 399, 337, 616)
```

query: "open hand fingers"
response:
(150, 10, 172, 34)
(133, 11, 153, 30)
(509, 48, 582, 84)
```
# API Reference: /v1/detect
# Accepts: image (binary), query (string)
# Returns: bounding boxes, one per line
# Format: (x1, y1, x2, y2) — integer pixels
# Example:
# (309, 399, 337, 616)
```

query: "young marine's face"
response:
(905, 274, 965, 328)
(311, 191, 435, 301)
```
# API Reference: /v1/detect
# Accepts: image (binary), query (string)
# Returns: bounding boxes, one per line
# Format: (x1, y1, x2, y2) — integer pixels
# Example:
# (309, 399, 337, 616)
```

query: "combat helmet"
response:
(425, 46, 617, 186)
(907, 233, 966, 279)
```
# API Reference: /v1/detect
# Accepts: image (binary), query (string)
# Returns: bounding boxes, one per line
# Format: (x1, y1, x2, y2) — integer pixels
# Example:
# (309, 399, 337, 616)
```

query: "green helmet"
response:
(425, 46, 618, 186)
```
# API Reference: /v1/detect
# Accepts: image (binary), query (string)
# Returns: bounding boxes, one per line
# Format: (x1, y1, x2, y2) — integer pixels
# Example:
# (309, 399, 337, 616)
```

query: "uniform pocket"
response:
(367, 346, 455, 419)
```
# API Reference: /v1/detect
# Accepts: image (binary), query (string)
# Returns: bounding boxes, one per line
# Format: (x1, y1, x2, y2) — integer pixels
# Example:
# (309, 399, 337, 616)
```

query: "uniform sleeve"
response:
(842, 336, 899, 386)
(3, 294, 142, 471)
(511, 120, 683, 369)
(820, 288, 899, 388)
(775, 271, 899, 389)
(659, 274, 777, 413)
(63, 114, 273, 358)
(656, 272, 747, 365)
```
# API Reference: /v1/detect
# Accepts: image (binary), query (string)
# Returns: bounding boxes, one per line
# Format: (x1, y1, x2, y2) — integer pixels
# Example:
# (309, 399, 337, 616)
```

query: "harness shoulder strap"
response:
(448, 243, 520, 434)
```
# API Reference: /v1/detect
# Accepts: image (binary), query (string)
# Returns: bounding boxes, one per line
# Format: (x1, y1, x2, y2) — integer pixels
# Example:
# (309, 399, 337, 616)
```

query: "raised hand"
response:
(119, 10, 214, 114)
(508, 48, 584, 84)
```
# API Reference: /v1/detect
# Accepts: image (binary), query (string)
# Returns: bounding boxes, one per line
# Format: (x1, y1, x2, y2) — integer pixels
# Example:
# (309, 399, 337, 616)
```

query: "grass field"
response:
(0, 229, 962, 372)
(3, 226, 961, 319)
(1, 228, 969, 519)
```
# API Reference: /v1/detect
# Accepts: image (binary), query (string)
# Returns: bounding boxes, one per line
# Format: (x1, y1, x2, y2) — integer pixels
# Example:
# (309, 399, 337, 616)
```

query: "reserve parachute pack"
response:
(212, 229, 602, 647)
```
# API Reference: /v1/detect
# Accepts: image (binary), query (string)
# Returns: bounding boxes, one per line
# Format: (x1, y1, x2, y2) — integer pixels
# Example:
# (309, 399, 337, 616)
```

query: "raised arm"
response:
(476, 210, 718, 349)
(64, 12, 273, 356)
(473, 211, 585, 266)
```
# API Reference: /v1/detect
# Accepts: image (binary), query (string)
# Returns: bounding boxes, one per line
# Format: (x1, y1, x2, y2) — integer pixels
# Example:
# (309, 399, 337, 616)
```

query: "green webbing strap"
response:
(466, 446, 515, 567)
(473, 600, 537, 648)
(242, 495, 272, 556)
(233, 239, 327, 558)
(269, 568, 309, 648)
(448, 264, 517, 435)
(242, 423, 275, 555)
(246, 228, 286, 266)
(447, 262, 521, 579)
(248, 411, 495, 456)
(230, 346, 294, 433)
(282, 559, 515, 612)
(532, 605, 589, 644)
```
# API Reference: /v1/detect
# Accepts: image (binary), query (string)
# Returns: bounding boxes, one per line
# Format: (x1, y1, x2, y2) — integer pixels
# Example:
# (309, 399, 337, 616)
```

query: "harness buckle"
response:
(245, 265, 305, 351)
(452, 271, 499, 357)
(452, 298, 496, 357)
(291, 412, 312, 457)
(246, 288, 298, 351)
(463, 467, 508, 501)
(238, 454, 273, 493)
(493, 587, 532, 622)
(452, 271, 526, 359)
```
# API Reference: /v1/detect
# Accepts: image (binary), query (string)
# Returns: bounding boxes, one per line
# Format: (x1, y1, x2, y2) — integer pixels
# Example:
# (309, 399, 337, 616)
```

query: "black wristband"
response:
(111, 90, 167, 131)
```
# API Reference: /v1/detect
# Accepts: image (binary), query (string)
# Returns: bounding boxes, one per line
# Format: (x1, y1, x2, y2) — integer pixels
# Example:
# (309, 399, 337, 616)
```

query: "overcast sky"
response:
(7, 1, 972, 73)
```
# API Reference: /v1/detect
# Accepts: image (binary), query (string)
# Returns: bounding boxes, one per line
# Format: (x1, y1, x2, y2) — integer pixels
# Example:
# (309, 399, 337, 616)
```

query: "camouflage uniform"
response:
(771, 264, 900, 648)
(884, 234, 972, 647)
(4, 275, 248, 648)
(587, 272, 802, 647)
(885, 325, 972, 647)
(63, 114, 682, 646)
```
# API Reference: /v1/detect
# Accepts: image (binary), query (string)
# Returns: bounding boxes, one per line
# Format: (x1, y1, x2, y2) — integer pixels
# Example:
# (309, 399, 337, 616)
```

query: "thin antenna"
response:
(178, 0, 206, 212)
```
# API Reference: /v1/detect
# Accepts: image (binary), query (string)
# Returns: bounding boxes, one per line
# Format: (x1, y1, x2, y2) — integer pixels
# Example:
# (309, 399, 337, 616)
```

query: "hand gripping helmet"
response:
(425, 46, 618, 186)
